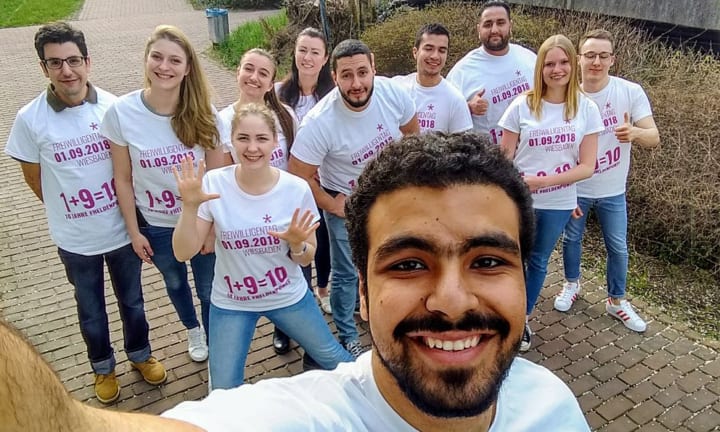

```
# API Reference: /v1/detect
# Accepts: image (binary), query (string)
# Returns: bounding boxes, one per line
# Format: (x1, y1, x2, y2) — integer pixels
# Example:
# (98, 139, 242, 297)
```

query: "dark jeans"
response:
(141, 225, 213, 336)
(58, 243, 151, 374)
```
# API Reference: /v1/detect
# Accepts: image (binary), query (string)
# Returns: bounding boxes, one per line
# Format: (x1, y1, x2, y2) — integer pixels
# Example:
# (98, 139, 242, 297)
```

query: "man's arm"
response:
(19, 162, 42, 202)
(614, 114, 659, 148)
(399, 114, 420, 136)
(0, 319, 203, 432)
(288, 156, 346, 217)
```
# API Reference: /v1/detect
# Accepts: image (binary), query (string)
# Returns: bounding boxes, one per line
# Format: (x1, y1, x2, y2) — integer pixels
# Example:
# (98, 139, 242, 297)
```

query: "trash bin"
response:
(206, 8, 229, 44)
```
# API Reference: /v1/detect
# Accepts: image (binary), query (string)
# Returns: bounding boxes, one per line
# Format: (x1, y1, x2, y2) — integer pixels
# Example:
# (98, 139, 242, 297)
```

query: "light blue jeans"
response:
(562, 193, 629, 298)
(526, 208, 573, 315)
(324, 211, 360, 344)
(208, 290, 353, 389)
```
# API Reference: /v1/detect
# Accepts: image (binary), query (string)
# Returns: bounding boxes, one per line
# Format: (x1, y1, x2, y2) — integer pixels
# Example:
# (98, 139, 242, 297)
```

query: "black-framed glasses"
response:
(580, 52, 614, 60)
(42, 56, 86, 69)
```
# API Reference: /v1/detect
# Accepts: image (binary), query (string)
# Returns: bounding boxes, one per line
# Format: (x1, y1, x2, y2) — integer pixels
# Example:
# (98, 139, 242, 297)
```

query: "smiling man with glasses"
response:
(5, 22, 160, 404)
(555, 29, 660, 332)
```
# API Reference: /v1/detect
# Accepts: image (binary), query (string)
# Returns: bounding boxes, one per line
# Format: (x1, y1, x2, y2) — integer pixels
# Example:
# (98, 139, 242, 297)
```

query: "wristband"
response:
(291, 242, 307, 256)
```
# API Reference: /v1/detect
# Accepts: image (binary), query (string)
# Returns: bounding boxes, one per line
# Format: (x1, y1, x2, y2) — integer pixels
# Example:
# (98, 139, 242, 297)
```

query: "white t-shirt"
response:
(198, 167, 318, 311)
(274, 81, 322, 124)
(163, 352, 590, 431)
(5, 86, 130, 255)
(391, 73, 472, 134)
(100, 90, 215, 227)
(291, 76, 416, 196)
(447, 44, 536, 143)
(498, 94, 604, 210)
(577, 76, 654, 198)
(218, 102, 298, 171)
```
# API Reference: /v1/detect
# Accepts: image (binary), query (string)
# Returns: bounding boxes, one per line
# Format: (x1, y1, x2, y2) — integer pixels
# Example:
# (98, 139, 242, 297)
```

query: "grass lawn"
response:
(0, 0, 84, 28)
(215, 9, 287, 69)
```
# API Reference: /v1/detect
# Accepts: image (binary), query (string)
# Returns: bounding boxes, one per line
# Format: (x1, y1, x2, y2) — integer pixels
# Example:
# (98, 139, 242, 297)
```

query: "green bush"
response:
(194, 0, 281, 9)
(215, 9, 288, 69)
(361, 3, 720, 280)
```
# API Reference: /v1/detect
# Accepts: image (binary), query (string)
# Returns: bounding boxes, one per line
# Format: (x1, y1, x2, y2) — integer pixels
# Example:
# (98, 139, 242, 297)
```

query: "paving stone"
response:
(644, 350, 677, 370)
(654, 385, 691, 408)
(619, 364, 654, 386)
(659, 405, 693, 430)
(679, 389, 720, 413)
(593, 377, 629, 400)
(672, 354, 705, 374)
(627, 399, 665, 426)
(677, 371, 713, 393)
(684, 408, 720, 432)
(596, 396, 634, 421)
(625, 380, 661, 404)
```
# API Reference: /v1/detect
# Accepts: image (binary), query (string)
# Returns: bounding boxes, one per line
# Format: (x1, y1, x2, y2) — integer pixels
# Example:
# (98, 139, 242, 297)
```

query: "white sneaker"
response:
(187, 326, 208, 362)
(314, 288, 332, 314)
(606, 299, 647, 332)
(554, 281, 580, 312)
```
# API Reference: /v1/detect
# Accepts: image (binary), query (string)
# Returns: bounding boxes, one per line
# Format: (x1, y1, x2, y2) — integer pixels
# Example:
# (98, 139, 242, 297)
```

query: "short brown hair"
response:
(578, 29, 614, 52)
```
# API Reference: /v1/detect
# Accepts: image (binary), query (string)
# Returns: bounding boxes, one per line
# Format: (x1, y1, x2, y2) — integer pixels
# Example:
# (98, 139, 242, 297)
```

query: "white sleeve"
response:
(290, 121, 327, 167)
(100, 102, 127, 146)
(5, 113, 39, 163)
(448, 93, 473, 133)
(584, 99, 604, 135)
(630, 84, 653, 123)
(398, 85, 417, 126)
(498, 98, 521, 133)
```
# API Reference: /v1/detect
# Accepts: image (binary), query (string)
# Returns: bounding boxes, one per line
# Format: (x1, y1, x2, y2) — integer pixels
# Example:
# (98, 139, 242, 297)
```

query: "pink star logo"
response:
(516, 70, 521, 76)
(376, 123, 384, 132)
(90, 122, 98, 130)
(427, 104, 434, 111)
(605, 102, 612, 109)
(263, 214, 272, 223)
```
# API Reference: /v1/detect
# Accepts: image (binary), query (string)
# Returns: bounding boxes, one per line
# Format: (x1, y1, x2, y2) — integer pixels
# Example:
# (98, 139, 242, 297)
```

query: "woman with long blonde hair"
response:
(102, 25, 227, 365)
(499, 34, 603, 352)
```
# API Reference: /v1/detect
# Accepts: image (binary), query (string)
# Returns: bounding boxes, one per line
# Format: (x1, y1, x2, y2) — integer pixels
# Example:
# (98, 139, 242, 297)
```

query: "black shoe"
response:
(273, 327, 290, 354)
(302, 352, 321, 372)
(520, 324, 532, 352)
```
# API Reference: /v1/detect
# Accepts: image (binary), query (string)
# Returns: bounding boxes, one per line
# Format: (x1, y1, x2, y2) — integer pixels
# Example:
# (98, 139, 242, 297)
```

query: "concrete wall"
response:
(509, 0, 720, 31)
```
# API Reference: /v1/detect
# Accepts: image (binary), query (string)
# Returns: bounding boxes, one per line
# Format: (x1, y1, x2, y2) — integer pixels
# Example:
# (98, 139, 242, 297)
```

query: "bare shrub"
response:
(360, 3, 720, 277)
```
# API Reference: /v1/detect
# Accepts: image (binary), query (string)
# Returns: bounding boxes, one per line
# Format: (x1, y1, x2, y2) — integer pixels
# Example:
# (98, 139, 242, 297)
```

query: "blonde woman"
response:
(499, 34, 603, 352)
(102, 25, 227, 363)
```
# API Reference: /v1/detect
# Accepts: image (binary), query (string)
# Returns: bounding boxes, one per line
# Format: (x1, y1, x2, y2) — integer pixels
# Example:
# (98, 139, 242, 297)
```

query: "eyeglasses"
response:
(580, 52, 613, 60)
(42, 56, 86, 69)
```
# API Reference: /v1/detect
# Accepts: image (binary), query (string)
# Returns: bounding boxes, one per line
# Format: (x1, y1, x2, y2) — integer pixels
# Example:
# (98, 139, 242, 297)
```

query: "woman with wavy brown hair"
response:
(103, 25, 228, 364)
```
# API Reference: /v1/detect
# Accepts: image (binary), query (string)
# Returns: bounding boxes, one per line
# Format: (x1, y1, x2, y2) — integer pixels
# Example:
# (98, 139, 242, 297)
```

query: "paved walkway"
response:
(0, 1, 718, 430)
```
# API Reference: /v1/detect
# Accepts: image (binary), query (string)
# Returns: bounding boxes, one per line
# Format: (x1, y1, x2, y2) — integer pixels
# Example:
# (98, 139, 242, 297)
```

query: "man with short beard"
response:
(288, 39, 419, 360)
(447, 0, 536, 144)
(1, 133, 589, 431)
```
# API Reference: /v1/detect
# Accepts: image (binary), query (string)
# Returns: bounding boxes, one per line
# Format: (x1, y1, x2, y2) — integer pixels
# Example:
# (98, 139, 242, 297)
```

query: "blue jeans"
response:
(208, 290, 353, 389)
(141, 225, 214, 336)
(526, 209, 573, 315)
(562, 194, 628, 298)
(324, 211, 359, 344)
(58, 243, 151, 374)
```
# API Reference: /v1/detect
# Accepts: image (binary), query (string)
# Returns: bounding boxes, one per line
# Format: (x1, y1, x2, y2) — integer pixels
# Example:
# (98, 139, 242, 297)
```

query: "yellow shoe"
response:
(94, 371, 120, 404)
(131, 356, 167, 385)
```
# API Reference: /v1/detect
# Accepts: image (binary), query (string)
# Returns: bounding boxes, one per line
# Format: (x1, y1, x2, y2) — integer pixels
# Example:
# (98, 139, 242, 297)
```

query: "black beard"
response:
(340, 82, 374, 109)
(373, 312, 520, 418)
(482, 34, 510, 53)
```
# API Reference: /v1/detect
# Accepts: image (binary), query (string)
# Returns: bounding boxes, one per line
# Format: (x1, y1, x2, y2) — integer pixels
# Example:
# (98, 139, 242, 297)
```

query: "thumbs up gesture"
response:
(468, 88, 489, 116)
(613, 112, 634, 143)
